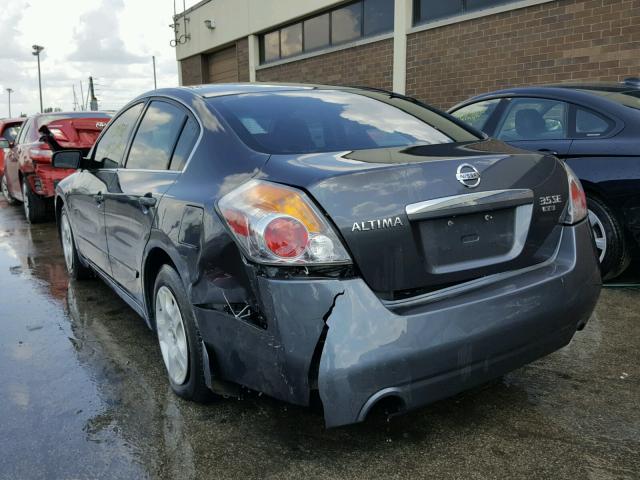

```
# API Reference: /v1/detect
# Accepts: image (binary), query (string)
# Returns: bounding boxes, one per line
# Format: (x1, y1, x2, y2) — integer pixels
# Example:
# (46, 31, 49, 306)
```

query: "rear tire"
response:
(1, 175, 17, 205)
(22, 177, 48, 223)
(60, 207, 93, 280)
(153, 265, 213, 403)
(587, 195, 631, 281)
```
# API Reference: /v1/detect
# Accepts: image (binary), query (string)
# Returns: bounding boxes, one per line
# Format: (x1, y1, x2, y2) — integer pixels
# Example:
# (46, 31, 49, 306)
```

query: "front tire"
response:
(60, 208, 93, 280)
(1, 175, 17, 205)
(154, 265, 213, 403)
(587, 196, 631, 281)
(22, 177, 48, 223)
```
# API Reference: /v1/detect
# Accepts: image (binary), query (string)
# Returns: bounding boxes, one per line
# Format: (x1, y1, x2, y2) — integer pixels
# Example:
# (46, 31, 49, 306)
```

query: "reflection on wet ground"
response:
(0, 199, 638, 480)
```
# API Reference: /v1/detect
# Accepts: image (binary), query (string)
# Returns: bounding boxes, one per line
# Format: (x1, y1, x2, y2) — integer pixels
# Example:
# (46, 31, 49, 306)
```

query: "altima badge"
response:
(456, 164, 481, 188)
(352, 217, 403, 232)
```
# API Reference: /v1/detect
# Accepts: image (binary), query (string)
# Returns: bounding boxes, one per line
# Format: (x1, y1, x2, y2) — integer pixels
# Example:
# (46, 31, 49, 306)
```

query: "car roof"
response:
(0, 118, 25, 124)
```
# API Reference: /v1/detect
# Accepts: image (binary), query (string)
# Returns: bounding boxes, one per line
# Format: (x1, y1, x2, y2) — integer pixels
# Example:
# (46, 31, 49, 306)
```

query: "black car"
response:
(449, 81, 640, 279)
(53, 84, 600, 428)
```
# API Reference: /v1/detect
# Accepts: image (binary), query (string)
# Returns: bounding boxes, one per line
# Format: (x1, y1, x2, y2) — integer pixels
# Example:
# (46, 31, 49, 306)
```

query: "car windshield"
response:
(578, 89, 640, 110)
(36, 112, 111, 129)
(209, 90, 460, 154)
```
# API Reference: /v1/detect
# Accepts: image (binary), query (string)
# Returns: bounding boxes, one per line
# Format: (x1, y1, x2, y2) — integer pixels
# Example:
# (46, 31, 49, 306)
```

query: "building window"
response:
(259, 0, 394, 64)
(414, 0, 515, 25)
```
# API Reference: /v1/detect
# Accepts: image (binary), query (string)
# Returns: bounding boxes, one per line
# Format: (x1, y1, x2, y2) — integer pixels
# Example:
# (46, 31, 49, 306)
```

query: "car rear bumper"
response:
(196, 220, 601, 428)
(28, 164, 75, 198)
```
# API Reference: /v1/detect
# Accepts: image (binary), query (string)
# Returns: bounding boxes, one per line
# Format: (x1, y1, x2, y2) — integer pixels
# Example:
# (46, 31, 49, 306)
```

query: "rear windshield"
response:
(36, 112, 111, 129)
(578, 89, 640, 110)
(208, 90, 465, 154)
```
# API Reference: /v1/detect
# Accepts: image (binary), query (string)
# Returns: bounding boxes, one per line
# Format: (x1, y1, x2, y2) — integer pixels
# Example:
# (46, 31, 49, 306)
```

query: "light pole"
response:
(152, 56, 157, 89)
(32, 44, 44, 113)
(6, 88, 13, 117)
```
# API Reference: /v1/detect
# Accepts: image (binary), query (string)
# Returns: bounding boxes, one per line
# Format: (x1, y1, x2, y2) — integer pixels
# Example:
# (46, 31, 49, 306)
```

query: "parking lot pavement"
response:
(0, 199, 638, 480)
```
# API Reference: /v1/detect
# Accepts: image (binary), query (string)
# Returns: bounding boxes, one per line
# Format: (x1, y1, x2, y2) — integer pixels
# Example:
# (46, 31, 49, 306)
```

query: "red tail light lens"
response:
(264, 217, 309, 258)
(218, 180, 351, 265)
(562, 163, 588, 225)
(29, 143, 52, 163)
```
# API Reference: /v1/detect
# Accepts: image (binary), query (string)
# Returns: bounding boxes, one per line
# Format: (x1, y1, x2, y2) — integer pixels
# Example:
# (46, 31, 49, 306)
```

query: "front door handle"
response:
(138, 195, 157, 208)
(94, 192, 104, 204)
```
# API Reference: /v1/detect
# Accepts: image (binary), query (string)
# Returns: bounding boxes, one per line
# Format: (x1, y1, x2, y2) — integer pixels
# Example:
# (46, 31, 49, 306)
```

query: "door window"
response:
(451, 99, 501, 132)
(126, 101, 186, 170)
(93, 103, 144, 168)
(496, 98, 568, 141)
(575, 107, 613, 137)
(169, 117, 199, 171)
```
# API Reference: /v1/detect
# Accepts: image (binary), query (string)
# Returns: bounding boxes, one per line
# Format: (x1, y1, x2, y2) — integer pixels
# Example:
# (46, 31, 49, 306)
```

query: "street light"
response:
(32, 44, 44, 113)
(6, 88, 13, 117)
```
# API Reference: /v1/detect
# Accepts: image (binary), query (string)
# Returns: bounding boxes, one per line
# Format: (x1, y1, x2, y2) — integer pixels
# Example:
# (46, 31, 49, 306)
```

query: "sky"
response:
(0, 0, 200, 117)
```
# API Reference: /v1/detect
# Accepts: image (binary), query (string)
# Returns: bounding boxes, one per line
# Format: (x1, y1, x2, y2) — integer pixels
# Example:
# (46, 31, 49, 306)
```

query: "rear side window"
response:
(451, 99, 501, 132)
(209, 90, 456, 154)
(2, 124, 22, 143)
(496, 98, 568, 141)
(575, 108, 613, 137)
(169, 117, 199, 171)
(126, 101, 186, 170)
(94, 103, 144, 168)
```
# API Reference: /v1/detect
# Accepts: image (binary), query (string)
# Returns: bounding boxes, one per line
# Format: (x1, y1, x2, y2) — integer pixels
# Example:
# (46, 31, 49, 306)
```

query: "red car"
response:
(0, 118, 24, 180)
(2, 112, 111, 223)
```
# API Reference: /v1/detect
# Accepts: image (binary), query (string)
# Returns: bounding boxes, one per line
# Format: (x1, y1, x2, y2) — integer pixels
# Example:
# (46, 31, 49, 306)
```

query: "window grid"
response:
(259, 0, 393, 65)
(413, 0, 516, 26)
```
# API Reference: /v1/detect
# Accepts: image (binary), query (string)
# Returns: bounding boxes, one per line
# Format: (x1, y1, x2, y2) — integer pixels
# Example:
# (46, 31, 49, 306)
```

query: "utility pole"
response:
(152, 56, 157, 90)
(89, 76, 98, 111)
(32, 45, 45, 113)
(6, 88, 13, 117)
(79, 81, 85, 111)
(72, 85, 78, 111)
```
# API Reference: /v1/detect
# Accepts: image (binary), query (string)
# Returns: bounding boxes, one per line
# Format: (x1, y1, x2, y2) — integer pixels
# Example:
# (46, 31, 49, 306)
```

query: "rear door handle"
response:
(138, 195, 157, 208)
(537, 149, 558, 156)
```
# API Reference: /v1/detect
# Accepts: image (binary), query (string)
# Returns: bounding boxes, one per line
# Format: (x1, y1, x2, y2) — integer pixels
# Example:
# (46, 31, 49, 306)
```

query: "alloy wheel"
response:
(60, 213, 74, 272)
(1, 176, 10, 202)
(588, 208, 607, 263)
(155, 286, 189, 385)
(22, 181, 30, 219)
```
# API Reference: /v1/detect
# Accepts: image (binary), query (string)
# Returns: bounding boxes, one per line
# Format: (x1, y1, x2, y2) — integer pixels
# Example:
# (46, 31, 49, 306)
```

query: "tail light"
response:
(562, 163, 588, 225)
(29, 143, 52, 163)
(218, 180, 351, 265)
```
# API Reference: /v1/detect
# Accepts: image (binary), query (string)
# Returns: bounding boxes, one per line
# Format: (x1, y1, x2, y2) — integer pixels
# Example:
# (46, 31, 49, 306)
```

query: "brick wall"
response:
(407, 0, 640, 109)
(180, 54, 206, 86)
(236, 38, 250, 82)
(257, 38, 394, 90)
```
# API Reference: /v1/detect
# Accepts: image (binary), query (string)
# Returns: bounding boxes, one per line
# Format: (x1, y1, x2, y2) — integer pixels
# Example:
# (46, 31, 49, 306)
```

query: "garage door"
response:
(206, 46, 238, 83)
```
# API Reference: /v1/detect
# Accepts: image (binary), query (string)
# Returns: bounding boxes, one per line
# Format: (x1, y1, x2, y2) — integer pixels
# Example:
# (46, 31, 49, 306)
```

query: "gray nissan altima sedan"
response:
(52, 84, 601, 427)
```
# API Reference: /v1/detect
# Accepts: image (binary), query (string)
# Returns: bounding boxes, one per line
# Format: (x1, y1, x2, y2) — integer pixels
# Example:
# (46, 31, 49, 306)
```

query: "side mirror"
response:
(52, 150, 83, 169)
(0, 137, 8, 149)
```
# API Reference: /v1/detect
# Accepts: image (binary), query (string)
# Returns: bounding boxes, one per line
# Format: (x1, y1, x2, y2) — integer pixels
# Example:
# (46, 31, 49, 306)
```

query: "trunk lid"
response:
(262, 140, 569, 298)
(40, 117, 109, 152)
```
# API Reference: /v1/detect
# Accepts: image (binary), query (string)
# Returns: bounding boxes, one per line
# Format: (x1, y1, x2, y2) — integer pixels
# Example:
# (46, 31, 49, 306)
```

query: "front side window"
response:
(93, 103, 144, 168)
(451, 99, 501, 132)
(496, 98, 568, 141)
(210, 90, 459, 154)
(126, 101, 186, 170)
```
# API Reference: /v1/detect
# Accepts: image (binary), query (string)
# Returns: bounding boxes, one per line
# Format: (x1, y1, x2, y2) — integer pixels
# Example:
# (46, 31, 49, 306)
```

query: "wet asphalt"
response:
(0, 198, 638, 480)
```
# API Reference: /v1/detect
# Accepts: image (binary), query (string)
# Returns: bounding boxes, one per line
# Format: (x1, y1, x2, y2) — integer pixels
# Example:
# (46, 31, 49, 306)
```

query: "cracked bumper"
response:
(196, 221, 600, 428)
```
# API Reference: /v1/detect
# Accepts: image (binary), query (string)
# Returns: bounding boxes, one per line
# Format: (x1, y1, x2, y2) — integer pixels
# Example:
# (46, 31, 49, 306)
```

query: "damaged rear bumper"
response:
(195, 220, 601, 428)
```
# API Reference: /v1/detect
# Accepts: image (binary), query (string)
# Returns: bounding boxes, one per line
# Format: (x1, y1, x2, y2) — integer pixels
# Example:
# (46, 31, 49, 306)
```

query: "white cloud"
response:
(0, 0, 179, 116)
